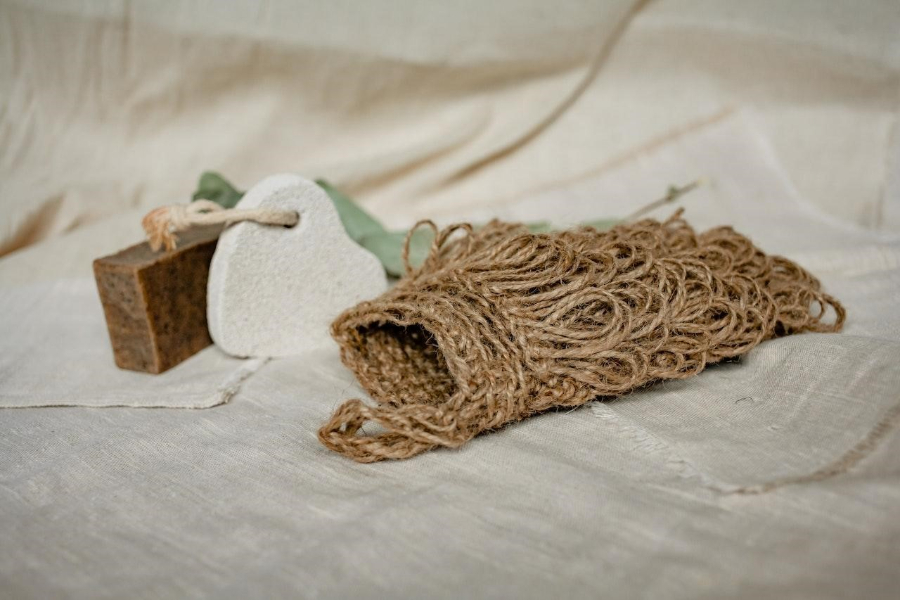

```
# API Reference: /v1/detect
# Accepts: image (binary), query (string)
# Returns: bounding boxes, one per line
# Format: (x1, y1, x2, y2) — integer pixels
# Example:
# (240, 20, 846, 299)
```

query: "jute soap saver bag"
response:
(319, 211, 845, 462)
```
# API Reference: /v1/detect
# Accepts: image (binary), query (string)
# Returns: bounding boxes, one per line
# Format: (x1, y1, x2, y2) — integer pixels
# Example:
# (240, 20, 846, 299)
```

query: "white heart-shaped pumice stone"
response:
(208, 174, 388, 357)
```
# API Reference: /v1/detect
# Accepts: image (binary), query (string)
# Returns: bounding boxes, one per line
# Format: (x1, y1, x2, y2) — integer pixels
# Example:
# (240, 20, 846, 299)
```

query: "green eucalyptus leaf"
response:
(525, 221, 553, 233)
(193, 169, 695, 279)
(356, 228, 434, 278)
(192, 171, 244, 209)
(580, 218, 619, 231)
(315, 179, 387, 242)
(527, 219, 619, 233)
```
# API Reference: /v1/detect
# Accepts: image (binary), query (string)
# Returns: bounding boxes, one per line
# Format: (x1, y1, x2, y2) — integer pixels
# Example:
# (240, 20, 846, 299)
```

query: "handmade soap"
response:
(93, 225, 222, 374)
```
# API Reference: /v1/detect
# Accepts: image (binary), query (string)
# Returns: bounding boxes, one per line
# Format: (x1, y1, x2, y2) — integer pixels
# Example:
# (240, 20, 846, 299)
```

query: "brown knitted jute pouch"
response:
(318, 211, 845, 463)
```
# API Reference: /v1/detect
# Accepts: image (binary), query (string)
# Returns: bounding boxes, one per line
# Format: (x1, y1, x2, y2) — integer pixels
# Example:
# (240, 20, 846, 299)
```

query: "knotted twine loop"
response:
(141, 200, 299, 251)
(318, 211, 846, 463)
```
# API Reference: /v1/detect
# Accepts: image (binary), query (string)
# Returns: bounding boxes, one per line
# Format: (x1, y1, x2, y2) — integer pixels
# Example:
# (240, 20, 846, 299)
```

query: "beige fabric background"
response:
(1, 0, 898, 260)
(2, 2, 900, 599)
(2, 110, 900, 599)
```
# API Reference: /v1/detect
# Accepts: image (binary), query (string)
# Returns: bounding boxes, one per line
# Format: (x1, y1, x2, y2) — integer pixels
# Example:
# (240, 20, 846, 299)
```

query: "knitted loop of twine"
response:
(401, 220, 474, 276)
(141, 200, 299, 251)
(318, 210, 846, 463)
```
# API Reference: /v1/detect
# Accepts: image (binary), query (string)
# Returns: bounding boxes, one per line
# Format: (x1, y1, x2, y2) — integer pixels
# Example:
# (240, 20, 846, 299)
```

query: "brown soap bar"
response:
(93, 226, 223, 374)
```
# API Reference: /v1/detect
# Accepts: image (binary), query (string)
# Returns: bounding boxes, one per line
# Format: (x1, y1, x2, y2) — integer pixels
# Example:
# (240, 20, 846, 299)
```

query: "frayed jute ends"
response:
(319, 212, 845, 463)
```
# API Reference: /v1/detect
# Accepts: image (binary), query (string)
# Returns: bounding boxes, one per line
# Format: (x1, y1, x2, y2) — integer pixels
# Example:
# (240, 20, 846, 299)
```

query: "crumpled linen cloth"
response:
(1, 0, 898, 259)
(1, 110, 899, 598)
(0, 279, 265, 408)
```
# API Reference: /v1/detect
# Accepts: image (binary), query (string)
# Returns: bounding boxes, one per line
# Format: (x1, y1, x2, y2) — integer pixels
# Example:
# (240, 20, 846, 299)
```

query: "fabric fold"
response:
(0, 279, 265, 408)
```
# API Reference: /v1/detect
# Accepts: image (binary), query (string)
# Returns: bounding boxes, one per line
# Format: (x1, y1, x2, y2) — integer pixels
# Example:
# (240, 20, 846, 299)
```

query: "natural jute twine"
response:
(142, 200, 298, 251)
(318, 211, 845, 462)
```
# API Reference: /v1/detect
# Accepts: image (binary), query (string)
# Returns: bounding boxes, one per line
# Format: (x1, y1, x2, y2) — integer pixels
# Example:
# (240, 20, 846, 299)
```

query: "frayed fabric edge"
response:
(0, 357, 269, 409)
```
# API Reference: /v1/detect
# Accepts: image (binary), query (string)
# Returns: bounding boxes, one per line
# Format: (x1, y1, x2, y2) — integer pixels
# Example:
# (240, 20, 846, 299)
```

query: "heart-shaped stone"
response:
(208, 174, 388, 357)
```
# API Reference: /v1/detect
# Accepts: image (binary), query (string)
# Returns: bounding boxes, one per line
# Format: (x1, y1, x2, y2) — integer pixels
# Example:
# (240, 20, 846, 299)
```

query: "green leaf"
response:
(192, 171, 244, 209)
(192, 170, 696, 279)
(528, 219, 618, 232)
(356, 229, 434, 278)
(525, 221, 553, 233)
(315, 179, 387, 241)
(580, 218, 619, 231)
(190, 173, 390, 243)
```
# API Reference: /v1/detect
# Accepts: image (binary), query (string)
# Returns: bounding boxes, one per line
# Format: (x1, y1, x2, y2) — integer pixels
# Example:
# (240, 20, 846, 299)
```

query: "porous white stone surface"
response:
(208, 174, 388, 357)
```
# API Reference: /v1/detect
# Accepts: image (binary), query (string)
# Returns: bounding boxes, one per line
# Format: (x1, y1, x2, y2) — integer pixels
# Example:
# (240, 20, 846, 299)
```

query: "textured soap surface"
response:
(93, 226, 222, 374)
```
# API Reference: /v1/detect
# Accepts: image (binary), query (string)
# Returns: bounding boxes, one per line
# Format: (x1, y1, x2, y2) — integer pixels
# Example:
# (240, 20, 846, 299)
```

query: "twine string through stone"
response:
(141, 200, 299, 251)
(318, 210, 846, 463)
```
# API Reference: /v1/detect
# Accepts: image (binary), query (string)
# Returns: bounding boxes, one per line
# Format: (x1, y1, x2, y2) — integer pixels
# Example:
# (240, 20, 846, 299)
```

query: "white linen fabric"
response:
(1, 0, 898, 259)
(0, 279, 265, 408)
(1, 110, 899, 598)
(484, 110, 898, 257)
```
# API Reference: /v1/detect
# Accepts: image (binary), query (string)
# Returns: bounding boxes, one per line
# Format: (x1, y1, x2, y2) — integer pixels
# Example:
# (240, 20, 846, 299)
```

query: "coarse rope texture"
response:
(141, 200, 299, 252)
(318, 211, 845, 463)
